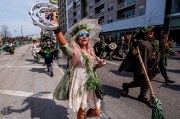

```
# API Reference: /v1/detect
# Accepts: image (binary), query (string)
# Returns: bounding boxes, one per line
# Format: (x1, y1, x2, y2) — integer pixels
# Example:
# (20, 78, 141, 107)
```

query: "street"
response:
(0, 44, 180, 119)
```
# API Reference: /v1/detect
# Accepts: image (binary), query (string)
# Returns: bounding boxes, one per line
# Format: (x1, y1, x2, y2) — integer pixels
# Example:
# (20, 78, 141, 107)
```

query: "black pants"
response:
(127, 74, 149, 98)
(47, 63, 53, 72)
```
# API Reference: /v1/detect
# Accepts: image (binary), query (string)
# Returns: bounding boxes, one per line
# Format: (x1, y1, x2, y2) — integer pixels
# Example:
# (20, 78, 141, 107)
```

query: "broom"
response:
(136, 46, 165, 119)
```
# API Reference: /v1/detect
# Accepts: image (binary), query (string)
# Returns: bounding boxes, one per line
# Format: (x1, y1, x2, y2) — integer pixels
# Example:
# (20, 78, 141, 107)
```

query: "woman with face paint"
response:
(52, 14, 108, 119)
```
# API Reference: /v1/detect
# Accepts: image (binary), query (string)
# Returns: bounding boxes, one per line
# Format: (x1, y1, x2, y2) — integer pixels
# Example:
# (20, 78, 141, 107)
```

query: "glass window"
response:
(90, 12, 93, 18)
(108, 2, 114, 11)
(107, 15, 113, 23)
(89, 1, 93, 9)
(138, 5, 145, 16)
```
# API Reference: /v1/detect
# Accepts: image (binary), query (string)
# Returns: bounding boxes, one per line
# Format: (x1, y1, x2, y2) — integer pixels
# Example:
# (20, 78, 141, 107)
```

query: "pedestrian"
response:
(145, 27, 160, 80)
(94, 38, 103, 57)
(158, 31, 175, 84)
(39, 37, 57, 77)
(105, 36, 114, 60)
(52, 15, 107, 119)
(31, 39, 41, 62)
(52, 37, 59, 60)
(119, 26, 154, 105)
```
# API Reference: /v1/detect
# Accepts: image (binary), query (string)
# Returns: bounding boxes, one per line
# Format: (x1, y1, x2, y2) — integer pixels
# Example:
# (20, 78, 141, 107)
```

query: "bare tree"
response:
(0, 25, 10, 40)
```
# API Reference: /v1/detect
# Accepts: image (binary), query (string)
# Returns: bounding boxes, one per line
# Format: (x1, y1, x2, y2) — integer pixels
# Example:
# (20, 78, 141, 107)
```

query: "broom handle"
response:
(136, 46, 155, 98)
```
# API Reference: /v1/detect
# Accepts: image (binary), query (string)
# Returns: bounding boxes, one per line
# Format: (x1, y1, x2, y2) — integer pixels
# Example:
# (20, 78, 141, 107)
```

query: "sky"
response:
(0, 0, 48, 38)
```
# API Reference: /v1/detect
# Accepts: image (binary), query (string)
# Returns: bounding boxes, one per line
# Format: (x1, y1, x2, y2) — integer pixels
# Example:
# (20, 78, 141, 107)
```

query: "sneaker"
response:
(50, 72, 54, 77)
(122, 83, 129, 97)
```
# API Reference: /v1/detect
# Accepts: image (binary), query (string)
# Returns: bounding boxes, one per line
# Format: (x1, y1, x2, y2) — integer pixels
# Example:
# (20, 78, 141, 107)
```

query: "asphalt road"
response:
(0, 44, 179, 119)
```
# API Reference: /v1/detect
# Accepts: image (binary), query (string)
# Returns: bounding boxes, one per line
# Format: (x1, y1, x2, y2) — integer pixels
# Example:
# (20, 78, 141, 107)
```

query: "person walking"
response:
(39, 37, 57, 77)
(52, 15, 107, 119)
(105, 36, 114, 60)
(119, 26, 154, 105)
(158, 31, 175, 84)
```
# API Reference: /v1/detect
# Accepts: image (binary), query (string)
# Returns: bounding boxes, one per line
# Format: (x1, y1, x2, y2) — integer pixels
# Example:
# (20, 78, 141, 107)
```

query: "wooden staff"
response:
(136, 46, 155, 98)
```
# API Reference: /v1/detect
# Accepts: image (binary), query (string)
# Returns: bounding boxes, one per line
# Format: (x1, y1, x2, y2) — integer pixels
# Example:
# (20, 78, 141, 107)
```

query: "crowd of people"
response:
(3, 11, 177, 118)
(118, 26, 178, 106)
(94, 35, 127, 60)
(28, 13, 179, 119)
(30, 36, 61, 77)
(0, 40, 31, 55)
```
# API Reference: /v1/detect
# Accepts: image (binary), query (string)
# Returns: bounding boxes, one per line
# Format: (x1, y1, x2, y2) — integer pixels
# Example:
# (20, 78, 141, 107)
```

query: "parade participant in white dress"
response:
(31, 39, 41, 62)
(52, 14, 107, 119)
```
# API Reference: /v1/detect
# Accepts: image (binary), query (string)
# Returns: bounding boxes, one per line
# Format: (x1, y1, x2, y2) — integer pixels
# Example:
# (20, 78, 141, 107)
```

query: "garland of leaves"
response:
(71, 24, 91, 36)
(81, 52, 101, 91)
(134, 26, 154, 38)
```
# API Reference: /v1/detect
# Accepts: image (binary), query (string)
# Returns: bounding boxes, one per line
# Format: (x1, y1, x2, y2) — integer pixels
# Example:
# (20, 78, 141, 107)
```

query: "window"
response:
(90, 12, 93, 19)
(68, 0, 72, 5)
(107, 15, 113, 23)
(108, 2, 114, 11)
(89, 1, 93, 9)
(138, 5, 145, 16)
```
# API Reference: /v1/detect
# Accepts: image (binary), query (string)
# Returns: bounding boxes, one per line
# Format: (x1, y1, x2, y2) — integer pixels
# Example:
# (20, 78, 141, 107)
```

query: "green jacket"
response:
(53, 43, 74, 100)
(119, 40, 153, 75)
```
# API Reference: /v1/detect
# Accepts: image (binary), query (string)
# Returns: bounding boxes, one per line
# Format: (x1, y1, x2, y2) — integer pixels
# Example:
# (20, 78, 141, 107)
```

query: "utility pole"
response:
(21, 25, 23, 37)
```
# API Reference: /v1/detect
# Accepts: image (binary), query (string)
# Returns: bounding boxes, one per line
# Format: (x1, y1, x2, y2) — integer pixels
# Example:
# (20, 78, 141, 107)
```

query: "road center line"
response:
(0, 89, 53, 99)
(0, 65, 59, 68)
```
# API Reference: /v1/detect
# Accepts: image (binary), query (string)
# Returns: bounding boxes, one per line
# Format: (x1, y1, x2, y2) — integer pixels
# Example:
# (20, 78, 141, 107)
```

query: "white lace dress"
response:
(69, 56, 101, 112)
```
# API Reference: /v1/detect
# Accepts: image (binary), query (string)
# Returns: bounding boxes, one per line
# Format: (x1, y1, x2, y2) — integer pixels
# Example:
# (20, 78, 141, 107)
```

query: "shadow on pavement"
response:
(109, 70, 133, 77)
(161, 84, 180, 91)
(167, 69, 180, 74)
(29, 68, 50, 77)
(152, 80, 165, 84)
(58, 64, 68, 70)
(125, 95, 139, 102)
(1, 92, 69, 119)
(26, 59, 44, 65)
(168, 56, 180, 61)
(29, 68, 47, 74)
(102, 84, 122, 98)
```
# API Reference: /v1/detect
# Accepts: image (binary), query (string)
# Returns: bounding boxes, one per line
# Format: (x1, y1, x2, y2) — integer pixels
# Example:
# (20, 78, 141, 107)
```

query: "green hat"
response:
(134, 26, 154, 39)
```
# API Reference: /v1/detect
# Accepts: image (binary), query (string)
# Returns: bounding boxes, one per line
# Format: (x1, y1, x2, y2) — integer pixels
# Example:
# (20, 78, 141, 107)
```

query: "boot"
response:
(77, 108, 86, 119)
(86, 108, 101, 118)
(122, 83, 129, 97)
(165, 77, 175, 84)
(138, 95, 149, 105)
(50, 71, 54, 77)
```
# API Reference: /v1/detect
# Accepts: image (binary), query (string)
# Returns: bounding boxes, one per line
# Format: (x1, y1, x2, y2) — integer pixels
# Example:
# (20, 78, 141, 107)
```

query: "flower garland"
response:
(71, 24, 91, 36)
(80, 52, 101, 93)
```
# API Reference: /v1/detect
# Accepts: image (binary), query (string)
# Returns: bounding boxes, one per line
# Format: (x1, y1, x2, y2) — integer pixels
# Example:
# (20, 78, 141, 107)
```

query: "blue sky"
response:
(0, 0, 48, 37)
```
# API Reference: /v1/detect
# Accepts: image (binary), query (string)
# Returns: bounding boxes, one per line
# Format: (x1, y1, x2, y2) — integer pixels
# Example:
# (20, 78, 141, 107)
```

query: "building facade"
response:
(165, 0, 180, 43)
(66, 0, 88, 29)
(65, 0, 179, 42)
(58, 0, 67, 34)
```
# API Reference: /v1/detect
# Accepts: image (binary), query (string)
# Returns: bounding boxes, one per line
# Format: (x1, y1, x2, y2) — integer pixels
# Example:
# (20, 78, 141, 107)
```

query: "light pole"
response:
(21, 25, 26, 37)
